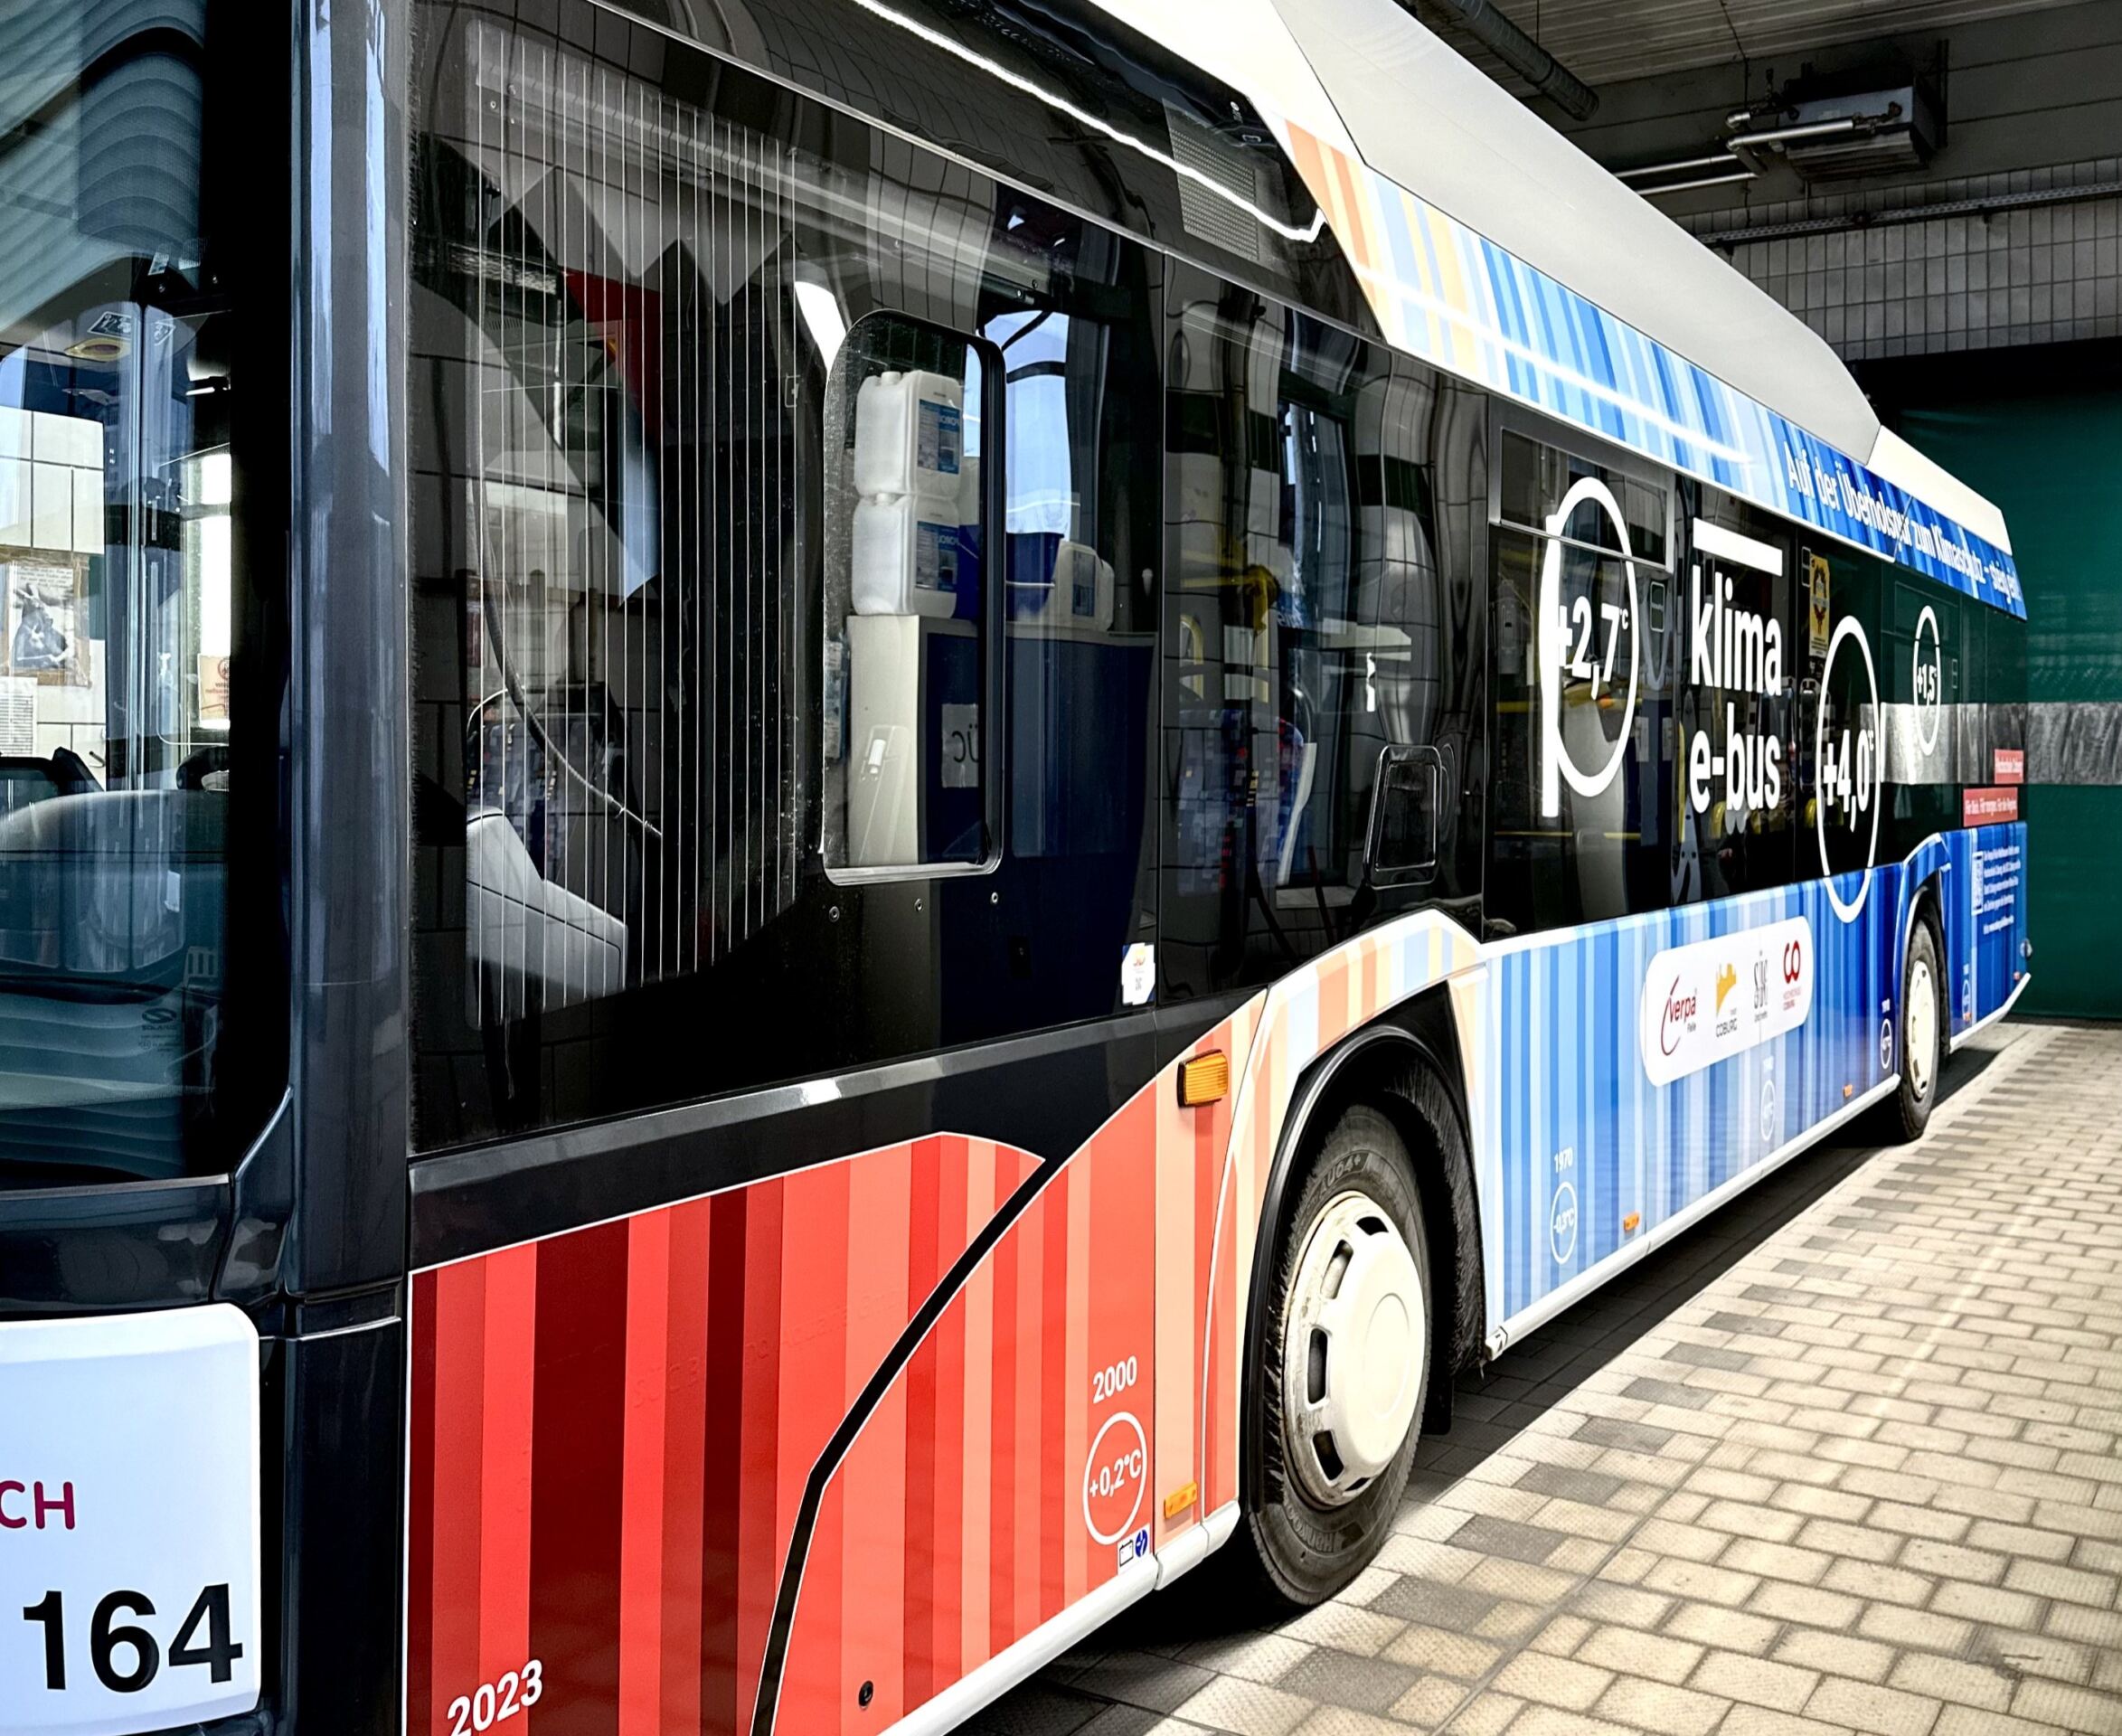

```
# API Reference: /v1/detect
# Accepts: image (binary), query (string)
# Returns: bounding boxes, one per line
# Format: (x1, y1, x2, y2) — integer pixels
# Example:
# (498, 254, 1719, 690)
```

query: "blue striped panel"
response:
(1476, 825, 2028, 1335)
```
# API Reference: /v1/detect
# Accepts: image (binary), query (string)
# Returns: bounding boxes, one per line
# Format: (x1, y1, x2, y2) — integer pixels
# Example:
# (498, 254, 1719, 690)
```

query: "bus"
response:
(0, 0, 2029, 1733)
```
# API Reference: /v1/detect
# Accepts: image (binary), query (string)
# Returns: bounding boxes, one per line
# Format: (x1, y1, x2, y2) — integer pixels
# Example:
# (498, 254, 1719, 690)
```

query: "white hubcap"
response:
(1280, 1190, 1426, 1507)
(1909, 959, 1937, 1098)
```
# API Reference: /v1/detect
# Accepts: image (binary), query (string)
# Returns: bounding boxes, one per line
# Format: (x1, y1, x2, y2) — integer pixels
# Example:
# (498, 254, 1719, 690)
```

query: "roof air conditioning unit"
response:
(1738, 83, 1941, 181)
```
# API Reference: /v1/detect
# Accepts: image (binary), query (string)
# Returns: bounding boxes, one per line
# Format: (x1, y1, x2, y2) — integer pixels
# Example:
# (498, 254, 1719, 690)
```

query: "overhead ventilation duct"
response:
(1406, 0, 1599, 122)
(1752, 85, 1942, 180)
(1619, 76, 1943, 198)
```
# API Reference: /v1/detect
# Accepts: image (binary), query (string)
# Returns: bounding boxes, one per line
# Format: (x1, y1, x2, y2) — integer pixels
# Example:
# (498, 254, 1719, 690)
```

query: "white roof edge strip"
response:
(1867, 427, 2013, 556)
(1259, 0, 1886, 458)
(1082, 0, 2017, 613)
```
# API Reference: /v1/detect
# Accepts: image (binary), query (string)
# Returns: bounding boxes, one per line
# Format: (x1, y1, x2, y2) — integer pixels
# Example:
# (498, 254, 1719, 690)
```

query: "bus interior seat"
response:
(465, 805, 627, 1007)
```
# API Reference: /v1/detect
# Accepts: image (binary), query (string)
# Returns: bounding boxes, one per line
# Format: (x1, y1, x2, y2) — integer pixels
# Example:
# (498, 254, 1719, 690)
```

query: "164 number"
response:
(20, 1584, 241, 1693)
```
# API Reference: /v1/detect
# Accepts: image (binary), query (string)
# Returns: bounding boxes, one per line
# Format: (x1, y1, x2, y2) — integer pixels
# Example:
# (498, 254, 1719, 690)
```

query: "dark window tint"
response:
(1487, 429, 1676, 933)
(409, 0, 1162, 1146)
(1680, 499, 1797, 902)
(968, 219, 1161, 1034)
(1161, 271, 1484, 999)
(0, 2, 284, 1183)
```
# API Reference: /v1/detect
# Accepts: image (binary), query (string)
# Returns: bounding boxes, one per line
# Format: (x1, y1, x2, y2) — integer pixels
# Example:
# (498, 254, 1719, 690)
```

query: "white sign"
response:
(0, 1307, 261, 1736)
(0, 678, 33, 756)
(1640, 916, 1815, 1087)
(1119, 942, 1155, 1007)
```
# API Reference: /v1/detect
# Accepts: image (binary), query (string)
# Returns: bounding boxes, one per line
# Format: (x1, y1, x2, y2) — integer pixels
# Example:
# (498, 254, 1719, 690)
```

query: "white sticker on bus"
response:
(1639, 916, 1814, 1087)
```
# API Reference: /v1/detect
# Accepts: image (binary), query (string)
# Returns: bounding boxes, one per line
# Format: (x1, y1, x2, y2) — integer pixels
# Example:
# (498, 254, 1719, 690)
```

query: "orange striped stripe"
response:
(958, 1149, 995, 1671)
(1040, 1177, 1070, 1618)
(930, 1142, 968, 1694)
(1063, 1165, 1091, 1599)
(842, 1145, 911, 1732)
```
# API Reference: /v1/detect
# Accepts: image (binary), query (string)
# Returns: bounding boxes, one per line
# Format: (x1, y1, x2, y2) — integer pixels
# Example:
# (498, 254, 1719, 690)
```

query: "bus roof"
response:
(1089, 0, 2023, 613)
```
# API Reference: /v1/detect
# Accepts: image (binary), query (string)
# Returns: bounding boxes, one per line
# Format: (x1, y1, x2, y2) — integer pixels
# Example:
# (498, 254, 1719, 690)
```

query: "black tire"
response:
(1878, 917, 1946, 1143)
(1220, 1102, 1431, 1612)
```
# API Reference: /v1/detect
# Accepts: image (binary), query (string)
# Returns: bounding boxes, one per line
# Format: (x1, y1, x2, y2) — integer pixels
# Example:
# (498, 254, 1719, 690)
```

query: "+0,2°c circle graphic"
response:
(1082, 1410, 1148, 1545)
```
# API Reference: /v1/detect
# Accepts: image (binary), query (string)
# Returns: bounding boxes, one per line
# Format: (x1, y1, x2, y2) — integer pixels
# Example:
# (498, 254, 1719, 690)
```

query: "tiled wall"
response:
(1684, 158, 2122, 362)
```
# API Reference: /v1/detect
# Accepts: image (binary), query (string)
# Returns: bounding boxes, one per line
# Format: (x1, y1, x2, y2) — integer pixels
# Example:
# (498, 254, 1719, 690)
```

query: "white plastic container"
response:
(852, 492, 963, 618)
(854, 369, 964, 499)
(1048, 540, 1115, 629)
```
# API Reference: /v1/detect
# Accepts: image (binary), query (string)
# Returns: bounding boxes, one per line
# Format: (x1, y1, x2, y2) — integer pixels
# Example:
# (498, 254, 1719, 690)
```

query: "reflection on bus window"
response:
(1163, 286, 1458, 997)
(821, 313, 989, 874)
(0, 1, 266, 1182)
(425, 24, 807, 1025)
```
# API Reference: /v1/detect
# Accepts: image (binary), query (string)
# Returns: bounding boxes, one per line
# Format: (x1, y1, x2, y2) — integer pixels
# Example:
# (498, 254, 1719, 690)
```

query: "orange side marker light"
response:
(1179, 1052, 1229, 1108)
(1163, 1481, 1200, 1521)
(1622, 1212, 1641, 1234)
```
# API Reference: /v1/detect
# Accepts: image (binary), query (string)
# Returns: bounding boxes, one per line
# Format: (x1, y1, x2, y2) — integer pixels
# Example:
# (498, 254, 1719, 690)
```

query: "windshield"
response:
(0, 2, 281, 1184)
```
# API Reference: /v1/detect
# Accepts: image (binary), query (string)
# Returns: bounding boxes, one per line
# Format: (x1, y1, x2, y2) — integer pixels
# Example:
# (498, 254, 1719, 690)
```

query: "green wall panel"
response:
(1898, 376, 2122, 1019)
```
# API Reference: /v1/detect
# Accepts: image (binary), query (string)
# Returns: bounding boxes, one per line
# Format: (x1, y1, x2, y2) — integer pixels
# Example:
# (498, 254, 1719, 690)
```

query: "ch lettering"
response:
(0, 1479, 76, 1530)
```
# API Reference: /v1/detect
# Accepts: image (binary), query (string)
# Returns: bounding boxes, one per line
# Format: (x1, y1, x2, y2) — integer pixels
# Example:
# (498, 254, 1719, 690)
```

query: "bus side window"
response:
(820, 314, 998, 876)
(1161, 276, 1467, 999)
(1486, 430, 1676, 932)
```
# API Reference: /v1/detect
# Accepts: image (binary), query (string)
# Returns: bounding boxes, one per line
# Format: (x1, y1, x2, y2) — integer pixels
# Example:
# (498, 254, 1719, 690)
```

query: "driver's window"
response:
(0, 0, 267, 1182)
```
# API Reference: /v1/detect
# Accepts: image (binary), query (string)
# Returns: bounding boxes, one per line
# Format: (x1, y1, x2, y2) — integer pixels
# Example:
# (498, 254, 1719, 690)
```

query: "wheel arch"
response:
(1904, 865, 1949, 999)
(1238, 989, 1485, 1509)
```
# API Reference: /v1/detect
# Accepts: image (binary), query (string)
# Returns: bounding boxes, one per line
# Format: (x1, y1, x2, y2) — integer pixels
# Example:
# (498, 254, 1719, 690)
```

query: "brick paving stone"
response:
(1487, 1652, 1612, 1712)
(1689, 1649, 1819, 1712)
(1573, 1623, 1702, 1685)
(1803, 1675, 1943, 1736)
(986, 1023, 2122, 1736)
(1171, 1677, 1315, 1736)
(1771, 1628, 1895, 1683)
(1592, 1673, 1728, 1735)
(1272, 1652, 1421, 1716)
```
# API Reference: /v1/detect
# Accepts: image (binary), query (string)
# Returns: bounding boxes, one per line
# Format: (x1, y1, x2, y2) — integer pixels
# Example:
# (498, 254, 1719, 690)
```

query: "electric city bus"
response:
(0, 0, 2030, 1732)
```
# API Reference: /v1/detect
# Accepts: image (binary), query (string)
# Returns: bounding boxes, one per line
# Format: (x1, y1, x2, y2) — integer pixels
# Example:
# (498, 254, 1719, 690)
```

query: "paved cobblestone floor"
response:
(974, 1021, 2122, 1736)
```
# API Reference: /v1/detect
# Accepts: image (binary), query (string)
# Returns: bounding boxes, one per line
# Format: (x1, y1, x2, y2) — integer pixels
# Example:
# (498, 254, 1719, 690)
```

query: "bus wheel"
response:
(1232, 1103, 1430, 1610)
(1884, 919, 1945, 1142)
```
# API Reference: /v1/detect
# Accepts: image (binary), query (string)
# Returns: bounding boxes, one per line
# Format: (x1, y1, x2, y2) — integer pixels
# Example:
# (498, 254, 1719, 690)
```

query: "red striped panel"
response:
(733, 1181, 784, 1732)
(1038, 1181, 1069, 1621)
(529, 1220, 628, 1736)
(429, 1260, 486, 1736)
(699, 1191, 750, 1736)
(928, 1146, 969, 1694)
(480, 1246, 538, 1695)
(618, 1213, 672, 1736)
(408, 1270, 438, 1736)
(410, 1114, 1168, 1736)
(900, 1138, 944, 1710)
(841, 1146, 912, 1732)
(774, 1090, 1162, 1731)
(661, 1201, 712, 1736)
(986, 1221, 1017, 1661)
